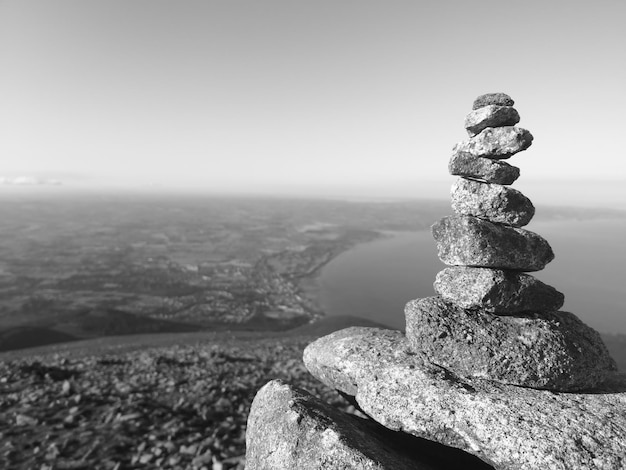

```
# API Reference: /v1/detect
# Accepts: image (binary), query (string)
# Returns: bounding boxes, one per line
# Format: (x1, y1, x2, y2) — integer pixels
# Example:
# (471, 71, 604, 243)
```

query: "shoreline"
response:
(295, 230, 389, 320)
(295, 229, 429, 321)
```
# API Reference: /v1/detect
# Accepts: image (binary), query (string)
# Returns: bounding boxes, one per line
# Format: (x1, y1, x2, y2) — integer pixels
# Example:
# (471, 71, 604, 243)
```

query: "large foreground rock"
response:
(304, 327, 626, 470)
(404, 296, 616, 390)
(245, 379, 489, 469)
(453, 126, 533, 159)
(434, 266, 564, 313)
(464, 105, 520, 137)
(448, 150, 520, 184)
(450, 178, 535, 227)
(431, 215, 554, 271)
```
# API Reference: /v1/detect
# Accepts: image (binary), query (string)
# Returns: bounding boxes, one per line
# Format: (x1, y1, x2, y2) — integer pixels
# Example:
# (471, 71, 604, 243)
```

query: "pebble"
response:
(448, 150, 520, 184)
(465, 105, 520, 136)
(450, 178, 535, 227)
(434, 266, 564, 313)
(431, 215, 554, 271)
(472, 92, 514, 110)
(453, 126, 533, 159)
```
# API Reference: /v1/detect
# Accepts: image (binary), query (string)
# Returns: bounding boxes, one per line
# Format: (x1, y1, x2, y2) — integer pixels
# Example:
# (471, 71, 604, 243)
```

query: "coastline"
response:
(295, 229, 426, 322)
(294, 230, 390, 320)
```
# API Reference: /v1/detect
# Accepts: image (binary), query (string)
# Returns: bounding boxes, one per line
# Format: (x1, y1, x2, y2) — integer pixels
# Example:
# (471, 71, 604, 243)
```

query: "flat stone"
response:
(431, 215, 554, 271)
(465, 106, 520, 137)
(245, 379, 471, 470)
(453, 127, 533, 159)
(472, 93, 514, 110)
(304, 327, 626, 470)
(405, 296, 616, 390)
(448, 150, 520, 185)
(434, 266, 564, 313)
(450, 179, 535, 227)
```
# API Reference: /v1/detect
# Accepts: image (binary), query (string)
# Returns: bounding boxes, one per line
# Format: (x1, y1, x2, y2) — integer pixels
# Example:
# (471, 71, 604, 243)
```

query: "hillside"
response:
(1, 316, 624, 469)
(0, 331, 350, 470)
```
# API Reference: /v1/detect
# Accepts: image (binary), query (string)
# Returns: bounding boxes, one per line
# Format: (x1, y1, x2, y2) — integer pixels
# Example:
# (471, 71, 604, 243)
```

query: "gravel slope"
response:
(0, 334, 351, 470)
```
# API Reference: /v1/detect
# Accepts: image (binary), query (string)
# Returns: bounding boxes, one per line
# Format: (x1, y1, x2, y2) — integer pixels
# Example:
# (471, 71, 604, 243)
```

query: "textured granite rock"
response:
(448, 150, 520, 185)
(245, 379, 442, 470)
(450, 178, 535, 227)
(434, 266, 564, 313)
(472, 93, 514, 110)
(431, 215, 554, 271)
(304, 327, 626, 470)
(464, 105, 520, 137)
(246, 379, 494, 470)
(405, 296, 616, 390)
(453, 127, 533, 159)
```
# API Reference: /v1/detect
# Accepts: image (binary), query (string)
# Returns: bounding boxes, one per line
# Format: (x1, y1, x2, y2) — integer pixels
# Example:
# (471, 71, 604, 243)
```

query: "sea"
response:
(318, 217, 626, 335)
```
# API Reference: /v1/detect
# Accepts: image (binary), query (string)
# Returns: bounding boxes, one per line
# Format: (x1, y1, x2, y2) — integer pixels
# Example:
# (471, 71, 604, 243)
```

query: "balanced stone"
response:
(450, 178, 535, 227)
(304, 327, 626, 470)
(405, 296, 617, 390)
(472, 92, 514, 110)
(453, 127, 533, 159)
(431, 215, 554, 271)
(434, 266, 564, 313)
(448, 150, 520, 185)
(464, 105, 520, 137)
(246, 380, 443, 470)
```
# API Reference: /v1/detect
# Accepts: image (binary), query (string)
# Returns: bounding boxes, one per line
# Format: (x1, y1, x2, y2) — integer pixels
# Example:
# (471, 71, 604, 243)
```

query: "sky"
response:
(1, 0, 625, 207)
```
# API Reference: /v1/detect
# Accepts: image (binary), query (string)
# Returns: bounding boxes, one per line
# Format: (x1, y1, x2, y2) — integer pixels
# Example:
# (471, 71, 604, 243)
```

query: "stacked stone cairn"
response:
(246, 94, 626, 470)
(415, 92, 616, 391)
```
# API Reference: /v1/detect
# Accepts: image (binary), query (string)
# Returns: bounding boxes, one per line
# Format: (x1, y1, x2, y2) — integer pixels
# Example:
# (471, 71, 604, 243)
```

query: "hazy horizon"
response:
(2, 0, 625, 207)
(2, 176, 626, 211)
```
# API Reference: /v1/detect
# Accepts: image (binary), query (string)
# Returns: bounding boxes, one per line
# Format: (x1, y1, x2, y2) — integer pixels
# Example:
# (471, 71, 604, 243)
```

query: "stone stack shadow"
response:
(245, 94, 626, 470)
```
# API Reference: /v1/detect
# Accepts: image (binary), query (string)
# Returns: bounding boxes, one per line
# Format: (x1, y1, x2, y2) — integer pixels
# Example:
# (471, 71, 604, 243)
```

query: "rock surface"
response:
(472, 93, 514, 110)
(246, 379, 442, 470)
(453, 127, 533, 159)
(304, 327, 626, 470)
(404, 296, 616, 390)
(464, 105, 520, 137)
(431, 215, 554, 271)
(448, 151, 520, 184)
(434, 266, 564, 313)
(450, 178, 535, 227)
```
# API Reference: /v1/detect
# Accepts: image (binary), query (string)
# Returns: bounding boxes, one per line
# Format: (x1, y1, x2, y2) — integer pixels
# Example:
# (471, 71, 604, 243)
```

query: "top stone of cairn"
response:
(472, 92, 514, 110)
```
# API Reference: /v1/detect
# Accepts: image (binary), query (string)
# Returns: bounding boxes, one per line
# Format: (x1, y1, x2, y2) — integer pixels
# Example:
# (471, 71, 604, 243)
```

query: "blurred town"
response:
(0, 193, 446, 345)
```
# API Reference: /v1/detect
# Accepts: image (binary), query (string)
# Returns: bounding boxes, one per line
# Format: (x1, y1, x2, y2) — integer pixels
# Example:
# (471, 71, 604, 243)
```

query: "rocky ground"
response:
(0, 333, 352, 470)
(2, 325, 623, 470)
